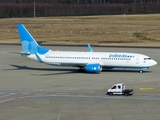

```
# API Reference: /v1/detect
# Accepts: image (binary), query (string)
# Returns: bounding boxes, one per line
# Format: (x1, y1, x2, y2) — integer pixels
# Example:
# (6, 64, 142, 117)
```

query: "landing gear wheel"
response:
(78, 69, 83, 73)
(109, 92, 113, 96)
(124, 93, 128, 96)
(139, 70, 143, 74)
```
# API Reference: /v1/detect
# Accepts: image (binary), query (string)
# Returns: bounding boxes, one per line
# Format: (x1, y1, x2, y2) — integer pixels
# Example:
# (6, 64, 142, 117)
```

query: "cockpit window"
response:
(144, 58, 151, 60)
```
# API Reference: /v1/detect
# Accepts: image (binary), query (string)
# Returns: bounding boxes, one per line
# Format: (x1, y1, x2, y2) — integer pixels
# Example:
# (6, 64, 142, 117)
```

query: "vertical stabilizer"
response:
(17, 24, 49, 54)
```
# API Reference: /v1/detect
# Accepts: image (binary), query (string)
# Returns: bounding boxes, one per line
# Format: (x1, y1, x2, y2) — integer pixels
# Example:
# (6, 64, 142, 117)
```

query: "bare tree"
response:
(99, 0, 102, 4)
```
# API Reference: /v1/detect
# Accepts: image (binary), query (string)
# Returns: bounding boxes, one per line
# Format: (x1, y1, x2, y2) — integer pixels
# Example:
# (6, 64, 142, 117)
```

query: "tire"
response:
(78, 69, 83, 73)
(139, 70, 143, 73)
(109, 92, 113, 95)
(124, 93, 128, 96)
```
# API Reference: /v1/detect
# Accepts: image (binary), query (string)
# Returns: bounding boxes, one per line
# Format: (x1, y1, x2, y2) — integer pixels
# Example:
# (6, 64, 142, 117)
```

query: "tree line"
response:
(0, 1, 160, 18)
(0, 0, 160, 4)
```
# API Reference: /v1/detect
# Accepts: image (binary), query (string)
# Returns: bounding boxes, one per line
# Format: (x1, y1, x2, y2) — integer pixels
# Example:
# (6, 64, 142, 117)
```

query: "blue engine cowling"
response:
(85, 64, 102, 73)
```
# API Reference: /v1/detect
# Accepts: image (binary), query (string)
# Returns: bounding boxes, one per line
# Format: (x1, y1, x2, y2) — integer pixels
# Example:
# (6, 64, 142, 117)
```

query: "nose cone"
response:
(152, 60, 157, 66)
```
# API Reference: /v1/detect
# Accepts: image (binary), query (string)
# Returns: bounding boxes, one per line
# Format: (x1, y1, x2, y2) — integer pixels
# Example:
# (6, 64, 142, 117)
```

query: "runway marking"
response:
(70, 93, 160, 120)
(71, 98, 134, 120)
(139, 88, 154, 90)
(0, 93, 16, 98)
(0, 90, 45, 104)
(18, 90, 45, 99)
(0, 98, 16, 104)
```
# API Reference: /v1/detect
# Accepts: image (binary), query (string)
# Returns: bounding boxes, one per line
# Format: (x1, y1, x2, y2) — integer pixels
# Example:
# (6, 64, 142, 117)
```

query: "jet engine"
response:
(85, 64, 102, 73)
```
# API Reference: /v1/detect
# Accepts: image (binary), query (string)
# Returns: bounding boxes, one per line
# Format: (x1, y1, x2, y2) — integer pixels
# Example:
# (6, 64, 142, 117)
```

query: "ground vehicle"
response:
(106, 83, 134, 96)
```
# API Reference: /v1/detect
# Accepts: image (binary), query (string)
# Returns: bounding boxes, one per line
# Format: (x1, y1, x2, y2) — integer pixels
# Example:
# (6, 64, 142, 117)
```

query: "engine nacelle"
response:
(85, 64, 102, 73)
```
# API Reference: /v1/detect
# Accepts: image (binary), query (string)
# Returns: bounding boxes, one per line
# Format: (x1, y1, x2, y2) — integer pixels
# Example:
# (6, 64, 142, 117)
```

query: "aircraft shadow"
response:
(9, 52, 20, 54)
(9, 64, 151, 75)
(9, 64, 78, 75)
(102, 69, 151, 73)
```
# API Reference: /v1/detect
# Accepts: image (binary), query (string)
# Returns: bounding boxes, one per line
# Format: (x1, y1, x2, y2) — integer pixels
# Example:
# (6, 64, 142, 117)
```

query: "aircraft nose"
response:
(152, 60, 157, 66)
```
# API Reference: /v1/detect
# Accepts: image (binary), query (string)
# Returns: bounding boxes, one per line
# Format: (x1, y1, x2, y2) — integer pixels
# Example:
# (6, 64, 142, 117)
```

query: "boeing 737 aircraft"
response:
(17, 24, 157, 73)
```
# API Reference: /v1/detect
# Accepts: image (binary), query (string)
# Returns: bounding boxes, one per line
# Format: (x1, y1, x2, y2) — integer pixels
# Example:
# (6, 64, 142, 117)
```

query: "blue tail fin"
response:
(17, 24, 49, 55)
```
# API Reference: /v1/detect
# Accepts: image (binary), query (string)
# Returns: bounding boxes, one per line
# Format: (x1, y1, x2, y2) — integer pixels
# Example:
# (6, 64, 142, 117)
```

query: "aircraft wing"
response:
(60, 62, 87, 67)
(49, 62, 95, 67)
(48, 62, 100, 68)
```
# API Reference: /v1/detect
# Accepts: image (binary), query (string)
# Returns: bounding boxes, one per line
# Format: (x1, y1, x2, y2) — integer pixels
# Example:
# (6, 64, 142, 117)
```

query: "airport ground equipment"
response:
(106, 83, 134, 96)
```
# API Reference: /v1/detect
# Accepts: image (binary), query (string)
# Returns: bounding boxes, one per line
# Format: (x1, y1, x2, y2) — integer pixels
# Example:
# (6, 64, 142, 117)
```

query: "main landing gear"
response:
(78, 68, 84, 73)
(139, 70, 143, 73)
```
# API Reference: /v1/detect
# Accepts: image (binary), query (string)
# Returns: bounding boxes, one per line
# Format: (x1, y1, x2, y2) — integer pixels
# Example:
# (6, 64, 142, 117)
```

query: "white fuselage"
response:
(27, 50, 157, 69)
(17, 24, 157, 73)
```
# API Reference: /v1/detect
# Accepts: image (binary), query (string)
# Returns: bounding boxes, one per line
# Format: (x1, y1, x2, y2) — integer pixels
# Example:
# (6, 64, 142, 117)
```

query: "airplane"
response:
(17, 24, 157, 73)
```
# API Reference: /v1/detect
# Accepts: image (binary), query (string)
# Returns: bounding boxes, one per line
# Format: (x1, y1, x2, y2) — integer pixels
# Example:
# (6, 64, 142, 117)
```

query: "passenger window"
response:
(118, 86, 121, 89)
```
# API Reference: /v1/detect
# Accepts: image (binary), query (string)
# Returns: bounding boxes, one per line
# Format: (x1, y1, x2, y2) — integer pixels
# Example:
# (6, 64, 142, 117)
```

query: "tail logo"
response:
(17, 24, 49, 55)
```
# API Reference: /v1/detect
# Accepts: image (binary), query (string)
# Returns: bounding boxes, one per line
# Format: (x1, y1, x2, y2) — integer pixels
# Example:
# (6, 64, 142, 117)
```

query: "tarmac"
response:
(0, 45, 160, 120)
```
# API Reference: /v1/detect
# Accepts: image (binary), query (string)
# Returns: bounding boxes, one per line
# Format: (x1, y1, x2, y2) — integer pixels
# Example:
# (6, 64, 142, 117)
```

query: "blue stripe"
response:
(35, 53, 43, 63)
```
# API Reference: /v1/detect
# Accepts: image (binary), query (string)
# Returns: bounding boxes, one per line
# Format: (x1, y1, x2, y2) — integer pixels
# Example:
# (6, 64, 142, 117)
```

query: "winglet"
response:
(88, 44, 94, 52)
(17, 24, 49, 55)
